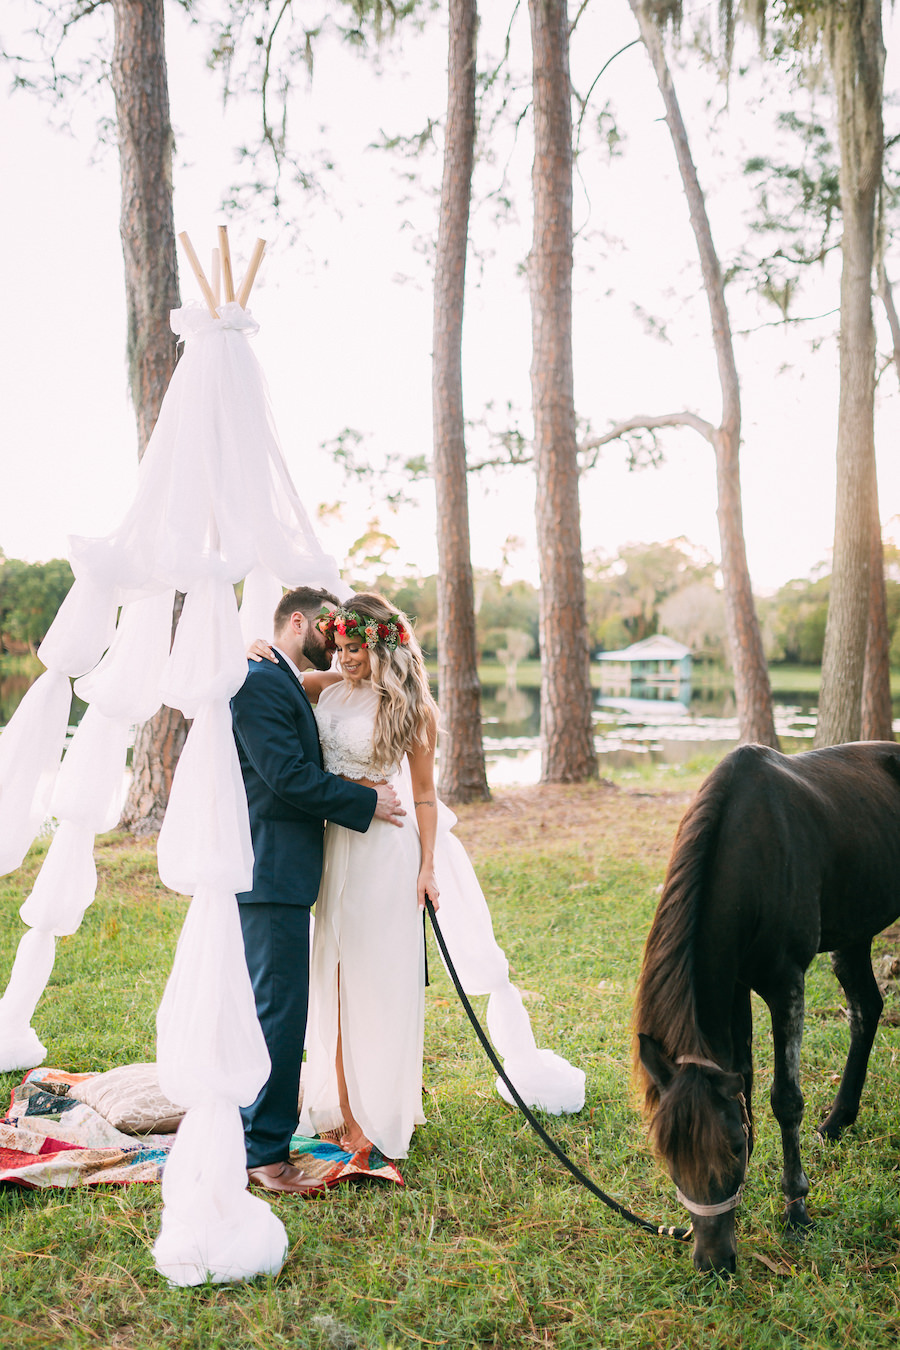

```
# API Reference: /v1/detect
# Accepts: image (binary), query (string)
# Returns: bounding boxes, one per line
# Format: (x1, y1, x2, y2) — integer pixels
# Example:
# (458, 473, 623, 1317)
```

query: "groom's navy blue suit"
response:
(231, 652, 376, 1167)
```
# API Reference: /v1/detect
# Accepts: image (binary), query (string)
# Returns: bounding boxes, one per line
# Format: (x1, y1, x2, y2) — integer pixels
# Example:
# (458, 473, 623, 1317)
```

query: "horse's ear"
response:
(638, 1034, 676, 1090)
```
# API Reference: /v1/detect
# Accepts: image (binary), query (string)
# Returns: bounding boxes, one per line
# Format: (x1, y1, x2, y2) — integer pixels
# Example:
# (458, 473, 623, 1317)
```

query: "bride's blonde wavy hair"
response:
(338, 592, 438, 770)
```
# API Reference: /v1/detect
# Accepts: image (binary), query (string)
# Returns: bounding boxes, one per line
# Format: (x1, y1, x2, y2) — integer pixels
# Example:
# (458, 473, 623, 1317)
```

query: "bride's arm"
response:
(302, 671, 342, 701)
(408, 725, 440, 912)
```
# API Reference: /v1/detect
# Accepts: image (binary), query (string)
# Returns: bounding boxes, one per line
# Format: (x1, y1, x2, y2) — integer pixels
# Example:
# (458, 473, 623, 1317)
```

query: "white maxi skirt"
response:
(300, 811, 426, 1159)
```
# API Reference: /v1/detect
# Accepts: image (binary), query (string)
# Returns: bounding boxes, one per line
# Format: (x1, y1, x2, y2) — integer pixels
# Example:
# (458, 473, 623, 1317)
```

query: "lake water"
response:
(479, 683, 825, 787)
(0, 667, 863, 790)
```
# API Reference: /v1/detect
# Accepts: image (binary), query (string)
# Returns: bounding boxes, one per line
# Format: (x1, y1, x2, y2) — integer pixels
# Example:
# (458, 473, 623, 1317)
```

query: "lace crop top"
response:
(313, 680, 400, 781)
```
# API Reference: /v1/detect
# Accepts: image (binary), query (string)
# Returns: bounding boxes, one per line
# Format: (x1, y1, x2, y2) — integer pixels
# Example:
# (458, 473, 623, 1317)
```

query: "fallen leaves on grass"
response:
(752, 1251, 795, 1276)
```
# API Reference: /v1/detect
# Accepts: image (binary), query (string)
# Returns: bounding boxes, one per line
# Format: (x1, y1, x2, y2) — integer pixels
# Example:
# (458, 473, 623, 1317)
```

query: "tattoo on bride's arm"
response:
(414, 798, 436, 808)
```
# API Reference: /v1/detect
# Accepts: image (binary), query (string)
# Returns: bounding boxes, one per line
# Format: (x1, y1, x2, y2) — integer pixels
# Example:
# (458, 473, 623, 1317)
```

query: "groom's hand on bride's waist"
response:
(373, 783, 405, 826)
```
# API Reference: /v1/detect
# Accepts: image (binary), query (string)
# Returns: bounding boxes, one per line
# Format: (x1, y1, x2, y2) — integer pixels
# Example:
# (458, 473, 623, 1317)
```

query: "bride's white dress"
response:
(300, 681, 426, 1159)
(299, 678, 587, 1161)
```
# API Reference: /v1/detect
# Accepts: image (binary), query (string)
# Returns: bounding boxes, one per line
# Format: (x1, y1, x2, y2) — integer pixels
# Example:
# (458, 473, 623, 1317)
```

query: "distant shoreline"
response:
(7, 651, 900, 702)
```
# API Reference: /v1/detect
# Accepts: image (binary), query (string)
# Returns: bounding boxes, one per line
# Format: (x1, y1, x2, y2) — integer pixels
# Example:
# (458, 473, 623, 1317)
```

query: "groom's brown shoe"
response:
(247, 1161, 327, 1196)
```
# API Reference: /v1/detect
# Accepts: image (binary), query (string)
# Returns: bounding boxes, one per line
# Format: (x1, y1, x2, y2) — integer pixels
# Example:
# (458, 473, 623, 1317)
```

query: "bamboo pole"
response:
(177, 232, 219, 318)
(211, 248, 222, 307)
(218, 225, 236, 303)
(237, 239, 267, 309)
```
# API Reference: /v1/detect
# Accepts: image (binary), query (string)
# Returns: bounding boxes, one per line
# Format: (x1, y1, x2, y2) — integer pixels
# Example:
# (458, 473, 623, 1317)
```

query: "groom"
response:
(231, 584, 404, 1194)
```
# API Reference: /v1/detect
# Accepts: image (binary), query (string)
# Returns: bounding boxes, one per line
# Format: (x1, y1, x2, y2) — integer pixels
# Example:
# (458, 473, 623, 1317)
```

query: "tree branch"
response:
(569, 0, 594, 38)
(877, 261, 900, 386)
(733, 307, 839, 336)
(261, 0, 294, 165)
(578, 411, 716, 454)
(573, 39, 639, 150)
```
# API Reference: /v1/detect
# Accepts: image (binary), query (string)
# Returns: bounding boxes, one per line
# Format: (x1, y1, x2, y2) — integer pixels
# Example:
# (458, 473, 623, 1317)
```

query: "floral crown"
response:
(316, 605, 411, 652)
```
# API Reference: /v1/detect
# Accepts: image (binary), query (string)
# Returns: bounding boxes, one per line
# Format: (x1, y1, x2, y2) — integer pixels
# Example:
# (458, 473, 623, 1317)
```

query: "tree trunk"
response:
(123, 705, 189, 837)
(864, 264, 898, 742)
(433, 0, 489, 804)
(864, 264, 897, 741)
(861, 521, 893, 740)
(632, 0, 776, 747)
(111, 0, 181, 456)
(527, 0, 596, 783)
(815, 0, 885, 747)
(111, 0, 188, 831)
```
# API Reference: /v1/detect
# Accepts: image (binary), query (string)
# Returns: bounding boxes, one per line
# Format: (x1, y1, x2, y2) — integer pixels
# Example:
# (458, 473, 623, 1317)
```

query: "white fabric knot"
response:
(170, 300, 260, 340)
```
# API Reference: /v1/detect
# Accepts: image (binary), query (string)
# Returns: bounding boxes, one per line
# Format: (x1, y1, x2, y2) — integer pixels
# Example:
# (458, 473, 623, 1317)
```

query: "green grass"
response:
(1, 790, 899, 1348)
(0, 654, 42, 676)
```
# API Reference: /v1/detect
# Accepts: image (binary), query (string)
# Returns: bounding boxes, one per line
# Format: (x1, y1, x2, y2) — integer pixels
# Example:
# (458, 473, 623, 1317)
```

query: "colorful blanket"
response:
(1, 1069, 404, 1191)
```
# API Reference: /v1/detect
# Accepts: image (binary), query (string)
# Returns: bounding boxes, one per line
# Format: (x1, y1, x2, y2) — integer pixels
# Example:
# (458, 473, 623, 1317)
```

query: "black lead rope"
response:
(424, 899, 692, 1243)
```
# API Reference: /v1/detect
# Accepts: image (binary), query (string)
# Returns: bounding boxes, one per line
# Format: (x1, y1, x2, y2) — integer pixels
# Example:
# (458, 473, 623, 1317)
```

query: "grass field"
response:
(1, 765, 899, 1348)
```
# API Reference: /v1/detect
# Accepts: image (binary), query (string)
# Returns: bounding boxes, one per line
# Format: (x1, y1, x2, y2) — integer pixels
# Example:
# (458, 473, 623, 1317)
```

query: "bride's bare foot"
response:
(339, 1127, 373, 1154)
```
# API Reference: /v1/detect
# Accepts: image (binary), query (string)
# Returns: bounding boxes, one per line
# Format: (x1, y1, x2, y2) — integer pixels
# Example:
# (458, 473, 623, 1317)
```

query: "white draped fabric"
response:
(419, 791, 587, 1112)
(422, 799, 586, 1116)
(0, 300, 351, 1284)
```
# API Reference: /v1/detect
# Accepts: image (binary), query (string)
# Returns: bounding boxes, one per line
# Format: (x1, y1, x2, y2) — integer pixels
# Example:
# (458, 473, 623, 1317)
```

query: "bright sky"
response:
(3, 1, 900, 595)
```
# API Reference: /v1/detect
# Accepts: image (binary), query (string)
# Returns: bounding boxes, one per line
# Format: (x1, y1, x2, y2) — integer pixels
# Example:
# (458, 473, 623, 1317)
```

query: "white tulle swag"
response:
(160, 579, 248, 719)
(156, 886, 270, 1110)
(0, 929, 55, 1072)
(0, 670, 72, 876)
(50, 707, 131, 833)
(153, 1100, 287, 1286)
(156, 703, 254, 898)
(74, 589, 174, 723)
(37, 575, 118, 678)
(238, 566, 285, 648)
(19, 822, 98, 937)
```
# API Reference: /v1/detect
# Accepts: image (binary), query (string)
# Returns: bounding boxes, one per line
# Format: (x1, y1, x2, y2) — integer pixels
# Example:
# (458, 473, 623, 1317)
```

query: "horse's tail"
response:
(632, 745, 754, 1118)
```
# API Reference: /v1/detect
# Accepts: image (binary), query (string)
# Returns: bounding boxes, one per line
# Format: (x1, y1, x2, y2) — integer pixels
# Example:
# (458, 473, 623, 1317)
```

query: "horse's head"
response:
(638, 1034, 751, 1276)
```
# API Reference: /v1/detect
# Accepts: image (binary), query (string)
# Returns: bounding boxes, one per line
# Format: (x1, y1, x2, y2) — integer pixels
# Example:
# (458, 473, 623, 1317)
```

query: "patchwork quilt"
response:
(1, 1068, 404, 1190)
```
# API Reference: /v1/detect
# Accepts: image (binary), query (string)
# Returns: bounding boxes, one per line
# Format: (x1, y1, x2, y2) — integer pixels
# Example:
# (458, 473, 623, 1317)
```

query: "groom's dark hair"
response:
(273, 585, 341, 632)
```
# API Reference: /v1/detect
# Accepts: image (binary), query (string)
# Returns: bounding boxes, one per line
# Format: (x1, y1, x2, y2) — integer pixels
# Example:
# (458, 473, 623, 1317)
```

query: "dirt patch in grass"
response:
(450, 780, 694, 868)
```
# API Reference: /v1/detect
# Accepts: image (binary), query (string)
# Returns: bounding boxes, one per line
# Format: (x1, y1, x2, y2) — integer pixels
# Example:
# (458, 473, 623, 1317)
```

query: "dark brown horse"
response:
(635, 740, 900, 1275)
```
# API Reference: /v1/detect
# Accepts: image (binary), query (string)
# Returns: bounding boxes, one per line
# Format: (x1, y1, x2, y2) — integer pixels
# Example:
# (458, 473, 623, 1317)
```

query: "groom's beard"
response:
(302, 630, 333, 672)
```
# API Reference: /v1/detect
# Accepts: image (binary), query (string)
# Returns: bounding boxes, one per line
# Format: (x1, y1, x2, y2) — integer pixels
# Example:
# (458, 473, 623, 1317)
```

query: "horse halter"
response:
(673, 1055, 751, 1219)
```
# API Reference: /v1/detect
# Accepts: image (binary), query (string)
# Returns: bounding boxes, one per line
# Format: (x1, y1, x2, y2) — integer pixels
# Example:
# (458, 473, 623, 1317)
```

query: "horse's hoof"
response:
(783, 1198, 813, 1231)
(817, 1114, 852, 1142)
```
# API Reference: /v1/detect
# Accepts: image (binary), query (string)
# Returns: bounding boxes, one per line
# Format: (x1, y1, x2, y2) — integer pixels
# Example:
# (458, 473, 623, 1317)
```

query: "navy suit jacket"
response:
(231, 654, 377, 907)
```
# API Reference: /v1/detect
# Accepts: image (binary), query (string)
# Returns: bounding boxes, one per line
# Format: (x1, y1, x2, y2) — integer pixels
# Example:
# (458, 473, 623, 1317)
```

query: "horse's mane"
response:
(632, 749, 742, 1116)
(631, 750, 754, 1191)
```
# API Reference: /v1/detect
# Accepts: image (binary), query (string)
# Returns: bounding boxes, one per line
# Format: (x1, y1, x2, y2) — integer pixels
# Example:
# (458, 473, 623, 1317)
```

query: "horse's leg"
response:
(818, 942, 883, 1141)
(768, 976, 812, 1229)
(732, 981, 754, 1152)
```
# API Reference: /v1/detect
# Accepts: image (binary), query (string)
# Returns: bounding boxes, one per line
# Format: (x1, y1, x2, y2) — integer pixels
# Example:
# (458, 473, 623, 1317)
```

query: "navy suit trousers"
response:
(238, 901, 311, 1168)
